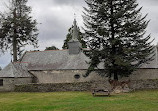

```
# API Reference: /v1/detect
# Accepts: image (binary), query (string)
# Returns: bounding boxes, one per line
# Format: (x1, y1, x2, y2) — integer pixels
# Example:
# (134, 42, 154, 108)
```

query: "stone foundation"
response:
(15, 82, 93, 92)
(130, 79, 158, 90)
(14, 79, 158, 92)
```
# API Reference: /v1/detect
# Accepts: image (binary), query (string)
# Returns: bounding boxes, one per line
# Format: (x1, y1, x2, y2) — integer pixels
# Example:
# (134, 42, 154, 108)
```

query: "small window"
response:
(74, 74, 80, 79)
(0, 79, 3, 86)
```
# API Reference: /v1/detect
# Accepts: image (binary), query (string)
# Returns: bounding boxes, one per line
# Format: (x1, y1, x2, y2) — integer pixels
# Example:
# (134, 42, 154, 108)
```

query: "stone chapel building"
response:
(0, 19, 158, 92)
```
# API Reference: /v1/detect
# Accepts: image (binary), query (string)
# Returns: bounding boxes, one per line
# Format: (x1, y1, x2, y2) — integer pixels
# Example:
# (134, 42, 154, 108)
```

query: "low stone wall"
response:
(15, 79, 158, 92)
(130, 79, 158, 90)
(15, 82, 93, 92)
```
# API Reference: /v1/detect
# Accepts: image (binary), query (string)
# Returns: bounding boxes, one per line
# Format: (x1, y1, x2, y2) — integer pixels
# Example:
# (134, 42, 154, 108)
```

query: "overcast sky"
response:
(0, 0, 158, 68)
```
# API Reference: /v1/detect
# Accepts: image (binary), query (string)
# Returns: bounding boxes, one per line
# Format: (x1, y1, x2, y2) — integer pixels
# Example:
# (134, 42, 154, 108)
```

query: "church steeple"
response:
(72, 19, 78, 41)
(69, 19, 79, 42)
(68, 19, 81, 55)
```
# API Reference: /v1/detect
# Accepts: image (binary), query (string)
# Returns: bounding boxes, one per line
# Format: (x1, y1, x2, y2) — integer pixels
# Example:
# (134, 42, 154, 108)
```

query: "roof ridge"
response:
(13, 62, 29, 64)
(27, 49, 68, 53)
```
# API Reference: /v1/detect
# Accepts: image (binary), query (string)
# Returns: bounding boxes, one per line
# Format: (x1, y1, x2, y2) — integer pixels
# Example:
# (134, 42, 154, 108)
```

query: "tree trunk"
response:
(13, 8, 18, 62)
(13, 34, 17, 62)
(114, 72, 118, 80)
(110, 1, 118, 81)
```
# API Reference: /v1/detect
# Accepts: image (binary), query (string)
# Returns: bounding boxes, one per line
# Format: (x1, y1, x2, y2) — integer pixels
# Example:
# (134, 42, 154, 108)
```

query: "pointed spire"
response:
(72, 18, 79, 41)
(68, 18, 81, 55)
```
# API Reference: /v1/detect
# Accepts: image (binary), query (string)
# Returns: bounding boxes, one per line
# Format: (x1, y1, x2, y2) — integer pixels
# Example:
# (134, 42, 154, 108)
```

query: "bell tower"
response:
(68, 19, 81, 55)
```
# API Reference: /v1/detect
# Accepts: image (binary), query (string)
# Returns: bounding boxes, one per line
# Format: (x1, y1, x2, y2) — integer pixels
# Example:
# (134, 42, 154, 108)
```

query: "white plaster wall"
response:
(30, 70, 108, 83)
(30, 69, 158, 84)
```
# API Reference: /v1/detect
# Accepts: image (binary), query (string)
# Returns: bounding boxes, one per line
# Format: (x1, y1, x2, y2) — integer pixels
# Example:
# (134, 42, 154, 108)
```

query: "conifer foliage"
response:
(83, 0, 154, 80)
(0, 0, 38, 62)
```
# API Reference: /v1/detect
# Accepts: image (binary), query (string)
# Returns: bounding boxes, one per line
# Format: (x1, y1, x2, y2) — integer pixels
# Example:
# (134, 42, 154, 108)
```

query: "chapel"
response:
(0, 19, 158, 92)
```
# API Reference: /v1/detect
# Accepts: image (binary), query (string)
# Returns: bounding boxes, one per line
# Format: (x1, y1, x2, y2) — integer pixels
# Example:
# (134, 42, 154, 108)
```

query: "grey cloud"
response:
(28, 0, 85, 8)
(138, 0, 158, 44)
(34, 8, 74, 42)
(52, 0, 85, 6)
(138, 0, 158, 6)
(28, 0, 84, 46)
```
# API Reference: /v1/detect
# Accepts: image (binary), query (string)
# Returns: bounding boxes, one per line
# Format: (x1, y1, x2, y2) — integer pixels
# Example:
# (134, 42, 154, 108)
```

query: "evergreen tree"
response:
(0, 0, 38, 62)
(83, 0, 154, 80)
(62, 25, 87, 49)
(45, 45, 59, 50)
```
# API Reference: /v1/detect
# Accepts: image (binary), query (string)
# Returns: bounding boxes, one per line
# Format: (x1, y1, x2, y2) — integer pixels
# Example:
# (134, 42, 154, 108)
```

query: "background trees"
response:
(45, 45, 59, 50)
(0, 0, 38, 62)
(62, 25, 87, 49)
(83, 0, 154, 80)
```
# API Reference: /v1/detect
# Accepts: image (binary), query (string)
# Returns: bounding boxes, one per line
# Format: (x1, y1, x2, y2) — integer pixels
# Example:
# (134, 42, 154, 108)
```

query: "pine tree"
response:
(83, 0, 154, 80)
(62, 25, 87, 49)
(0, 0, 38, 62)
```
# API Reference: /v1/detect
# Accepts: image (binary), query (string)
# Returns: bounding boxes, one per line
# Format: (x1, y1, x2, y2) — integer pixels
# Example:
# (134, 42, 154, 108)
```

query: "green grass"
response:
(0, 90, 158, 111)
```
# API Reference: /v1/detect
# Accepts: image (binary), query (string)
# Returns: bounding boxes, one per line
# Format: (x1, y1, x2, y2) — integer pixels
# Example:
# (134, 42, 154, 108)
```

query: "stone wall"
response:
(14, 79, 158, 92)
(15, 82, 94, 92)
(130, 79, 158, 90)
(0, 78, 32, 92)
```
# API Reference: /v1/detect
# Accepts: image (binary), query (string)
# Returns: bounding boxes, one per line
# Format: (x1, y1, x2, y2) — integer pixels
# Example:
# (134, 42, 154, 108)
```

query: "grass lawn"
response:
(0, 90, 158, 111)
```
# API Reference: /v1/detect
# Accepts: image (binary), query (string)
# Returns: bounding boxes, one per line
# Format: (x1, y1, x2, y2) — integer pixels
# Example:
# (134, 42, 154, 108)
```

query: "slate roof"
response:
(0, 47, 157, 78)
(21, 50, 91, 70)
(0, 62, 32, 78)
(19, 48, 158, 71)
